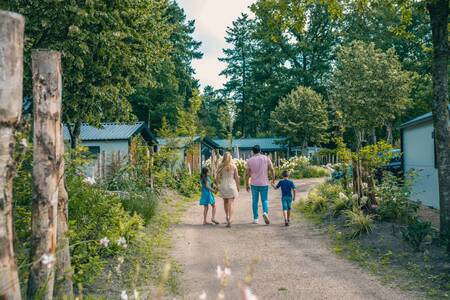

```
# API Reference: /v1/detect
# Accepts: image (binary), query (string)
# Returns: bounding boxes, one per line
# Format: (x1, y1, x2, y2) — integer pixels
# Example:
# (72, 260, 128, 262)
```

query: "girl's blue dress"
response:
(199, 176, 216, 205)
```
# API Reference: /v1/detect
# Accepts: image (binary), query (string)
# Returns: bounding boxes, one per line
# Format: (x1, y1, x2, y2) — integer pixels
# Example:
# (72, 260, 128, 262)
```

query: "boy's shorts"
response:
(281, 196, 293, 211)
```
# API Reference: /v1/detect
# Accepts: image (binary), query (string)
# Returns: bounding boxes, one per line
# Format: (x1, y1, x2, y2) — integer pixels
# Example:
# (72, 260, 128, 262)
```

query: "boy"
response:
(272, 170, 296, 226)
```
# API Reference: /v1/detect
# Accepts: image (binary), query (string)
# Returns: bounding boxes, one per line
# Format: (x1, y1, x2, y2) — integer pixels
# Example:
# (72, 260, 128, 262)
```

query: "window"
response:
(88, 146, 100, 157)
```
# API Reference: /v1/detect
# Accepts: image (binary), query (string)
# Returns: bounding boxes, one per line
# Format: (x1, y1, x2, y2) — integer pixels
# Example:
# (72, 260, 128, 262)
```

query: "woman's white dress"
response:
(218, 166, 239, 199)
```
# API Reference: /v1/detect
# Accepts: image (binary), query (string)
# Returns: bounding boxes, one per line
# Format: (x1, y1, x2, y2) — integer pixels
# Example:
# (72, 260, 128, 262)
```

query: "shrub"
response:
(376, 173, 419, 224)
(330, 192, 351, 217)
(67, 175, 144, 285)
(401, 218, 433, 252)
(344, 209, 374, 238)
(279, 156, 329, 179)
(175, 169, 201, 197)
(119, 189, 158, 223)
(301, 189, 328, 213)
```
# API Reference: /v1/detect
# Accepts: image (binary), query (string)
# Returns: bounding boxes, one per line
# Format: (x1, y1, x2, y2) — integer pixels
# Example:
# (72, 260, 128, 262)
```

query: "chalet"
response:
(213, 138, 321, 165)
(63, 122, 156, 177)
(400, 105, 450, 209)
(156, 136, 220, 172)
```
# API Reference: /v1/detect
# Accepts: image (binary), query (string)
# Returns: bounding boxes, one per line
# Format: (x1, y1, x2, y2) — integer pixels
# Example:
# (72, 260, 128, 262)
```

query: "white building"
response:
(63, 122, 156, 178)
(400, 105, 450, 209)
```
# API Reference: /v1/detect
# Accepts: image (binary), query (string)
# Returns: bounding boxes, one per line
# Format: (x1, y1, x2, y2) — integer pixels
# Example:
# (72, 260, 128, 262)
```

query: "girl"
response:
(199, 167, 219, 225)
(216, 152, 240, 228)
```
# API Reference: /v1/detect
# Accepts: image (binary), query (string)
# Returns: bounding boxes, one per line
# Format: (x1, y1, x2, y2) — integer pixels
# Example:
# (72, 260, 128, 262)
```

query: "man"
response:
(245, 145, 276, 224)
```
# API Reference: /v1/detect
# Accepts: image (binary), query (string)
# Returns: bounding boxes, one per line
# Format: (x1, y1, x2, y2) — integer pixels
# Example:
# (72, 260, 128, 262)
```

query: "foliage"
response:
(271, 86, 328, 150)
(344, 209, 375, 238)
(129, 1, 202, 130)
(67, 175, 144, 285)
(301, 189, 329, 213)
(331, 41, 413, 147)
(279, 156, 329, 179)
(4, 0, 173, 146)
(376, 173, 419, 224)
(401, 218, 433, 252)
(219, 13, 256, 137)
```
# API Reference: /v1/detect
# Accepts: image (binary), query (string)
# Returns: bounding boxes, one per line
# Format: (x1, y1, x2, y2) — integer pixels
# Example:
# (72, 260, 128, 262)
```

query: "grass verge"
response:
(88, 189, 196, 299)
(294, 204, 450, 299)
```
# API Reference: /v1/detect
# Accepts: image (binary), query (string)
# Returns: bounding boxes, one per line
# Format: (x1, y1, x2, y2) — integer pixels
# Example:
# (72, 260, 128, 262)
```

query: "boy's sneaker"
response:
(252, 219, 258, 224)
(285, 221, 289, 226)
(263, 213, 270, 225)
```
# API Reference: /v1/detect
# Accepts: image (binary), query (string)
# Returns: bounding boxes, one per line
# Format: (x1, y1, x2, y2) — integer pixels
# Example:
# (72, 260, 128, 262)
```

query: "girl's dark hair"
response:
(200, 167, 209, 184)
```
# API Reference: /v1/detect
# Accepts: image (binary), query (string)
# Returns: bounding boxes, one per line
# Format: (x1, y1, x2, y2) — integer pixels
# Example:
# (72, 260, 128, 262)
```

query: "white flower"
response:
(120, 290, 128, 300)
(133, 289, 139, 300)
(117, 256, 124, 264)
(216, 265, 224, 279)
(217, 291, 225, 299)
(224, 267, 231, 276)
(243, 286, 258, 300)
(20, 138, 28, 148)
(117, 237, 128, 248)
(99, 237, 109, 247)
(41, 253, 55, 268)
(338, 192, 348, 201)
(198, 291, 207, 300)
(83, 176, 96, 185)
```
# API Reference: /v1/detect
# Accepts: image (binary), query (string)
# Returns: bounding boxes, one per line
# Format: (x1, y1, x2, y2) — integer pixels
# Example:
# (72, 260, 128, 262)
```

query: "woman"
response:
(216, 152, 240, 227)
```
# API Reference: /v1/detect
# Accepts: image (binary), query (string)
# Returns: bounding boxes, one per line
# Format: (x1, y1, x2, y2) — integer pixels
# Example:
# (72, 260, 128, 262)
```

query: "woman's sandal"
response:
(211, 219, 220, 225)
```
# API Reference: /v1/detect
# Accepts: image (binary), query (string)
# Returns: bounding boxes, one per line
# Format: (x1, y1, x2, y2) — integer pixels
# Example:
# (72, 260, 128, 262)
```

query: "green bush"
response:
(301, 189, 328, 213)
(175, 169, 200, 197)
(278, 156, 330, 179)
(67, 175, 144, 285)
(330, 192, 351, 217)
(344, 209, 374, 238)
(376, 173, 419, 224)
(119, 189, 158, 223)
(401, 218, 433, 252)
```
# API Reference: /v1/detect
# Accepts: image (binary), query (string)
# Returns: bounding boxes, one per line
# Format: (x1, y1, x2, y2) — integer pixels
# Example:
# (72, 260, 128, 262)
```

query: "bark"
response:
(28, 50, 62, 299)
(68, 121, 81, 150)
(0, 10, 24, 300)
(386, 123, 393, 145)
(427, 0, 450, 244)
(54, 127, 73, 298)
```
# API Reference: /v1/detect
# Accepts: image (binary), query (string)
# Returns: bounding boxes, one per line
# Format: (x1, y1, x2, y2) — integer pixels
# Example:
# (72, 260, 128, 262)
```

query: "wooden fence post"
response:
(0, 10, 24, 300)
(28, 50, 62, 299)
(54, 127, 73, 298)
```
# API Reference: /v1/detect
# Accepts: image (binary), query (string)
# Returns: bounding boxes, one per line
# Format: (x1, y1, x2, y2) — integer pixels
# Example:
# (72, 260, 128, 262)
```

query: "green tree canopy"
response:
(4, 0, 173, 147)
(271, 86, 328, 151)
(330, 41, 413, 148)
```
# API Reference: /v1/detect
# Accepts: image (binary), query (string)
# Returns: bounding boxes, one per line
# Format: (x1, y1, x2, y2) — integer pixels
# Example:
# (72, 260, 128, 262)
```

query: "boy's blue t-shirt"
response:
(276, 179, 296, 197)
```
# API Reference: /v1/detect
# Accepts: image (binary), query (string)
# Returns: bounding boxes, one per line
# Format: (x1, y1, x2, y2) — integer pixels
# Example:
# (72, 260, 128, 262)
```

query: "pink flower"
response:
(99, 237, 109, 247)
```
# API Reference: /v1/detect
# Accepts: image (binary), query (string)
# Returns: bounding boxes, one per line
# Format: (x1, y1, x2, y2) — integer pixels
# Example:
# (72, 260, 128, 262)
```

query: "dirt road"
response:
(171, 178, 416, 300)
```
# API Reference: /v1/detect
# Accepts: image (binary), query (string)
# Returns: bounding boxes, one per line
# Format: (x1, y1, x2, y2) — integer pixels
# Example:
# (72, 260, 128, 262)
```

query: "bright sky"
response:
(176, 0, 256, 90)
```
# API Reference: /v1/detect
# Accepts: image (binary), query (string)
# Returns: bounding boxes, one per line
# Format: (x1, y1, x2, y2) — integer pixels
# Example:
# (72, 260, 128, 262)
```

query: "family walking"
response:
(199, 145, 297, 227)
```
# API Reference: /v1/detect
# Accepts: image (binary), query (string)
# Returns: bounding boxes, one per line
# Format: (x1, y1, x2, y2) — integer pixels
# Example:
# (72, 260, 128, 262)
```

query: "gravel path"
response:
(171, 178, 416, 300)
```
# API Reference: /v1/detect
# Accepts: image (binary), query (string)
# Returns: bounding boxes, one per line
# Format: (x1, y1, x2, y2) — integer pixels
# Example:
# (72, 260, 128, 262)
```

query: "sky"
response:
(176, 0, 256, 90)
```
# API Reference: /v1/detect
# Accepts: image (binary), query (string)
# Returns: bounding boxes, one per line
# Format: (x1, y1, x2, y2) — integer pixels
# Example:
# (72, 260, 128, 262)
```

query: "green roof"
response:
(63, 122, 155, 142)
(213, 138, 287, 150)
(401, 105, 450, 129)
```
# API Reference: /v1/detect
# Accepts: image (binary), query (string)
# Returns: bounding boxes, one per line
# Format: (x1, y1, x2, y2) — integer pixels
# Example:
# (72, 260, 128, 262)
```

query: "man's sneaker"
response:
(252, 219, 259, 224)
(263, 213, 270, 225)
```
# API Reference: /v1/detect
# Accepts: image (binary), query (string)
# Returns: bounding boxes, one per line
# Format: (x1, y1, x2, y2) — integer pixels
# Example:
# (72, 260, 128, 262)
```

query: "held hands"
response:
(246, 185, 250, 193)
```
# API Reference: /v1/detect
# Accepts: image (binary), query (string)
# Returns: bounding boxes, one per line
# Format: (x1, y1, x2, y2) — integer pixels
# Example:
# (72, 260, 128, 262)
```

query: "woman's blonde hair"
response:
(218, 152, 234, 174)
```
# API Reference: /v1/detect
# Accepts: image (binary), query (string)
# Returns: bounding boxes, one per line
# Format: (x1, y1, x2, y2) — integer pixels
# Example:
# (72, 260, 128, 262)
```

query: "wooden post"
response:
(28, 50, 62, 299)
(0, 10, 24, 300)
(54, 127, 73, 298)
(101, 150, 106, 179)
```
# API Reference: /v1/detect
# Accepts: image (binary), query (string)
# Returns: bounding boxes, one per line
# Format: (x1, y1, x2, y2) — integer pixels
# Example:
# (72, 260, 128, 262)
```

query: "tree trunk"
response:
(68, 121, 81, 150)
(54, 127, 73, 298)
(386, 123, 393, 145)
(427, 0, 450, 247)
(0, 10, 24, 300)
(28, 50, 62, 299)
